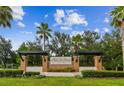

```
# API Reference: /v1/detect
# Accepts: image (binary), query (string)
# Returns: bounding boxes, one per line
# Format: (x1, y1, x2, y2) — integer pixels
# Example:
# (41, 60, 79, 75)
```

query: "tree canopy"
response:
(0, 6, 13, 28)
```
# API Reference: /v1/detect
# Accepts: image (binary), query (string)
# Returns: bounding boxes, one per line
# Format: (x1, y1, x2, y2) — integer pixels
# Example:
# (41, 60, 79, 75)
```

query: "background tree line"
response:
(0, 6, 123, 71)
(17, 27, 122, 70)
(0, 28, 122, 70)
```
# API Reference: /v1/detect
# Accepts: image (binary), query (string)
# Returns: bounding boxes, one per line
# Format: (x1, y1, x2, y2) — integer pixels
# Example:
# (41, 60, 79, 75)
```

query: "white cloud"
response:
(54, 9, 88, 30)
(71, 30, 84, 37)
(34, 22, 40, 27)
(21, 31, 32, 34)
(60, 26, 72, 30)
(17, 21, 25, 28)
(64, 12, 88, 26)
(94, 28, 100, 33)
(65, 9, 75, 14)
(54, 9, 65, 24)
(103, 27, 110, 33)
(44, 14, 48, 18)
(104, 17, 109, 23)
(10, 6, 25, 21)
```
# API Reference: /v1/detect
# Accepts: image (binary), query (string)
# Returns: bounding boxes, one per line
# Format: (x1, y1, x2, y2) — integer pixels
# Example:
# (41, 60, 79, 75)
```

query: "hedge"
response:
(0, 70, 23, 77)
(48, 67, 75, 72)
(24, 72, 40, 77)
(105, 67, 123, 71)
(0, 70, 41, 77)
(81, 70, 124, 78)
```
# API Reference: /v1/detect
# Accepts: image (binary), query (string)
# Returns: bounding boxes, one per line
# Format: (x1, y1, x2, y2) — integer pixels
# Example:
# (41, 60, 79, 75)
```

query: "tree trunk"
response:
(122, 45, 124, 71)
(121, 22, 124, 71)
(115, 66, 118, 71)
(44, 33, 45, 51)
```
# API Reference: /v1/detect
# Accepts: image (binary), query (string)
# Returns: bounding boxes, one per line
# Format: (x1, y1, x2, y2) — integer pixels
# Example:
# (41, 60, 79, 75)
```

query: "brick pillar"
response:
(19, 55, 28, 73)
(94, 56, 102, 70)
(42, 56, 49, 72)
(73, 56, 79, 72)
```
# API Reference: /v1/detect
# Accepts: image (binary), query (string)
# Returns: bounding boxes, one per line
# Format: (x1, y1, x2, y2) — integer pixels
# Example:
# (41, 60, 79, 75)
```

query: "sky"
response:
(0, 6, 115, 50)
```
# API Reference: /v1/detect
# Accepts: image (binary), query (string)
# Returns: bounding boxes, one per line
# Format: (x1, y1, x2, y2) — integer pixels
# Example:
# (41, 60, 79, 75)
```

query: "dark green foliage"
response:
(24, 72, 40, 77)
(0, 70, 5, 77)
(79, 55, 94, 66)
(101, 30, 122, 70)
(72, 31, 101, 66)
(48, 32, 72, 56)
(74, 75, 82, 79)
(48, 67, 75, 72)
(110, 6, 124, 28)
(0, 6, 13, 28)
(0, 70, 41, 78)
(72, 30, 122, 69)
(18, 41, 42, 66)
(0, 70, 23, 77)
(0, 36, 17, 68)
(81, 70, 124, 78)
(32, 75, 46, 79)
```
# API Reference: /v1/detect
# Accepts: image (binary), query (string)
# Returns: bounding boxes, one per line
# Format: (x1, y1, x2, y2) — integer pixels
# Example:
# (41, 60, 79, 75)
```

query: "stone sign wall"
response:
(50, 57, 72, 65)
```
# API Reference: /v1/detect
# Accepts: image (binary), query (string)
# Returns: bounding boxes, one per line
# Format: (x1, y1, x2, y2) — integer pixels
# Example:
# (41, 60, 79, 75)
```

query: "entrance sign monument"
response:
(17, 51, 103, 73)
(50, 57, 72, 64)
(43, 56, 79, 72)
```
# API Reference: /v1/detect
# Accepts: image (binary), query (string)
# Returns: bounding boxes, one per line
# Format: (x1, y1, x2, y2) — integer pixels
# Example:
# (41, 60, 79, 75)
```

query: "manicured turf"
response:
(0, 77, 124, 86)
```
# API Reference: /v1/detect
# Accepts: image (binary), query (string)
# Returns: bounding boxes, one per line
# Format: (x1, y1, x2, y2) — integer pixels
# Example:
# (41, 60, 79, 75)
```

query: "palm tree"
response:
(110, 6, 124, 70)
(36, 23, 52, 51)
(0, 6, 13, 28)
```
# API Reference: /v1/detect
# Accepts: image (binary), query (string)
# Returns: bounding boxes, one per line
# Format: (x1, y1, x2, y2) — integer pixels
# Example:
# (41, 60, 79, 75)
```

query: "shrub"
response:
(0, 70, 5, 77)
(105, 67, 123, 71)
(74, 75, 82, 79)
(32, 75, 46, 79)
(24, 72, 40, 77)
(81, 70, 124, 78)
(48, 67, 75, 72)
(0, 69, 23, 77)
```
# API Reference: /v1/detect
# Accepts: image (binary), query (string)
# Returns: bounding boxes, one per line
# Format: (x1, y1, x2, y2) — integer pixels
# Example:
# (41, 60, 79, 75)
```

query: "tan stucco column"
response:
(42, 56, 49, 72)
(73, 56, 79, 72)
(94, 56, 102, 70)
(19, 55, 28, 73)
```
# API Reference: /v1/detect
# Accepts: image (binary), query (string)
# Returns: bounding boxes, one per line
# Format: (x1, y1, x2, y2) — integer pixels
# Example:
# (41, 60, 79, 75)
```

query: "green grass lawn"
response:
(0, 77, 124, 86)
